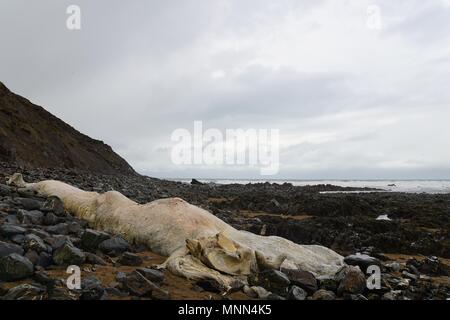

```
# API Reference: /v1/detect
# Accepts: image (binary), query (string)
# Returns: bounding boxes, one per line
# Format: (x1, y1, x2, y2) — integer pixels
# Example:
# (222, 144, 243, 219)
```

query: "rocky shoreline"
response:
(0, 162, 449, 300)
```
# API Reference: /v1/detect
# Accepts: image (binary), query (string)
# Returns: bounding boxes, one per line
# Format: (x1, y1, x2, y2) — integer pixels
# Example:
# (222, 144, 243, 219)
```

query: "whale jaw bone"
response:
(7, 173, 27, 188)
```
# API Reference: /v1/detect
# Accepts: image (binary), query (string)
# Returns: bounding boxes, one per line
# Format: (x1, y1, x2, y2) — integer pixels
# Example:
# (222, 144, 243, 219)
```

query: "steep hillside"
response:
(0, 82, 135, 175)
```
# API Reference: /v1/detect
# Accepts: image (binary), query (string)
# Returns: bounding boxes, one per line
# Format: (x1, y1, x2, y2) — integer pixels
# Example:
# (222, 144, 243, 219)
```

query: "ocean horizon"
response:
(170, 178, 450, 194)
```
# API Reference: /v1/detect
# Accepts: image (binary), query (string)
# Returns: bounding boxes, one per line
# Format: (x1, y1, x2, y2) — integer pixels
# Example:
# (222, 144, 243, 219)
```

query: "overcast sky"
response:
(1, 0, 450, 179)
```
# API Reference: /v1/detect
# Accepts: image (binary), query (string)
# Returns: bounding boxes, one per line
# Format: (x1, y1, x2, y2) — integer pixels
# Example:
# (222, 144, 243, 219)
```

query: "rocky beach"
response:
(1, 162, 449, 300)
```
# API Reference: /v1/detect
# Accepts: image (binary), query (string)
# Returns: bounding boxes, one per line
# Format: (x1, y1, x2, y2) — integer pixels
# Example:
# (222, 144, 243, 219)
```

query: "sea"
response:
(173, 179, 450, 194)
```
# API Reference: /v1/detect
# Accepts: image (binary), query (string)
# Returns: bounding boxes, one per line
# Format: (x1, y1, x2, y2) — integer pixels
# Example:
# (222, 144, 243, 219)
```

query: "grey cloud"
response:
(1, 0, 449, 179)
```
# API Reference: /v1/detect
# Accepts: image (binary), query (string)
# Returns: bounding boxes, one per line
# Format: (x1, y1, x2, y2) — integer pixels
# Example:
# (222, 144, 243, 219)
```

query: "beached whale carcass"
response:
(7, 173, 344, 291)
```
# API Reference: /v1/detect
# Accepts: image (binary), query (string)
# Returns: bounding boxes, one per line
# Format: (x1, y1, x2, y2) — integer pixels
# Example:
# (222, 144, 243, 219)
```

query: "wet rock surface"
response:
(0, 162, 449, 300)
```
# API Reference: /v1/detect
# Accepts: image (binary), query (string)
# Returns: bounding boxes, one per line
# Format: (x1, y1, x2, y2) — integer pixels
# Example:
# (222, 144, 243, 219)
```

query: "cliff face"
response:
(0, 82, 136, 175)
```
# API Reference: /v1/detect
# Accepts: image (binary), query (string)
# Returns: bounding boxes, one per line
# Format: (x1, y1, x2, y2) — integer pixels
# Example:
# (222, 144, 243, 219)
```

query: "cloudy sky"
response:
(1, 0, 450, 179)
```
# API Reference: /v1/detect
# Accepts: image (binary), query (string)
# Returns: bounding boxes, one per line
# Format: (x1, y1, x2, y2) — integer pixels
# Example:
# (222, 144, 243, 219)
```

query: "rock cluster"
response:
(0, 162, 449, 300)
(242, 253, 449, 300)
(0, 179, 170, 300)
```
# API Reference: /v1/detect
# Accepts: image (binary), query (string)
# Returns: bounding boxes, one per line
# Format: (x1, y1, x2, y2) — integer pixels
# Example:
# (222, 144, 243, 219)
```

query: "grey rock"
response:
(121, 271, 155, 297)
(0, 241, 24, 257)
(17, 209, 44, 225)
(46, 235, 72, 251)
(43, 212, 59, 226)
(1, 284, 45, 300)
(118, 252, 143, 266)
(17, 188, 36, 198)
(16, 198, 43, 210)
(23, 234, 47, 253)
(287, 285, 307, 300)
(0, 224, 27, 237)
(36, 252, 53, 269)
(11, 234, 25, 244)
(33, 270, 56, 287)
(0, 253, 34, 281)
(281, 268, 317, 294)
(122, 271, 170, 300)
(344, 253, 381, 273)
(53, 243, 85, 266)
(68, 222, 84, 236)
(81, 275, 106, 300)
(5, 215, 19, 225)
(25, 250, 40, 265)
(249, 270, 290, 296)
(85, 252, 107, 266)
(41, 196, 65, 216)
(385, 262, 401, 272)
(136, 267, 165, 284)
(0, 184, 11, 196)
(99, 236, 130, 256)
(81, 229, 111, 250)
(46, 223, 69, 235)
(335, 265, 366, 296)
(29, 228, 51, 239)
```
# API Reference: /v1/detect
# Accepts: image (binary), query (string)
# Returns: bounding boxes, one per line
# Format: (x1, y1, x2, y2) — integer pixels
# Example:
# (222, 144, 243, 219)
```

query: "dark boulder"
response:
(335, 266, 367, 296)
(25, 250, 40, 265)
(191, 179, 204, 185)
(81, 229, 111, 250)
(281, 268, 317, 294)
(121, 271, 154, 297)
(287, 285, 307, 300)
(80, 276, 106, 300)
(1, 284, 45, 300)
(16, 198, 43, 211)
(85, 252, 107, 266)
(99, 236, 130, 256)
(0, 253, 34, 281)
(23, 234, 48, 253)
(122, 270, 170, 299)
(248, 270, 290, 296)
(118, 252, 143, 266)
(136, 267, 165, 284)
(17, 209, 44, 225)
(41, 196, 65, 216)
(0, 184, 11, 196)
(43, 212, 59, 226)
(53, 242, 85, 266)
(0, 224, 27, 237)
(36, 252, 53, 269)
(344, 253, 381, 273)
(0, 241, 24, 257)
(46, 223, 69, 235)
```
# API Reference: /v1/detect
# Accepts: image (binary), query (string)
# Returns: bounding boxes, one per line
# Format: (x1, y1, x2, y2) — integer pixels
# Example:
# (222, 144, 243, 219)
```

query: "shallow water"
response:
(174, 179, 450, 194)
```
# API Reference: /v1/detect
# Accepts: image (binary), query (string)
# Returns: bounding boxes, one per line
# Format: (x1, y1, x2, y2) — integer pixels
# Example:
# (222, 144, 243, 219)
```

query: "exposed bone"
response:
(255, 250, 287, 272)
(7, 173, 345, 289)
